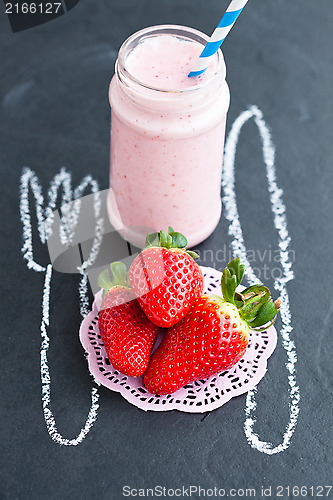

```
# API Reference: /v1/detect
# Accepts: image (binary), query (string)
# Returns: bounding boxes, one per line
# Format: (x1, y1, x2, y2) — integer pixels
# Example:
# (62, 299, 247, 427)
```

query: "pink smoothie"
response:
(108, 27, 230, 248)
(125, 34, 216, 90)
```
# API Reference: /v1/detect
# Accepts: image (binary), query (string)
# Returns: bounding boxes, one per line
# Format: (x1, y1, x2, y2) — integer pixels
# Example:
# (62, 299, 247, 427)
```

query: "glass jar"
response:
(108, 25, 230, 248)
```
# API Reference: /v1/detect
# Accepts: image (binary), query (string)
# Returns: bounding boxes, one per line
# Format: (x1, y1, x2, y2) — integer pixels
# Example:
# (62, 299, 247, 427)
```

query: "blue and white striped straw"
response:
(188, 0, 249, 77)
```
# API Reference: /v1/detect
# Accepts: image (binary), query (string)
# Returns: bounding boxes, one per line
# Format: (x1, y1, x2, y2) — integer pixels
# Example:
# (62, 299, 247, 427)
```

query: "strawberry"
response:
(144, 258, 280, 394)
(128, 227, 204, 328)
(97, 262, 158, 377)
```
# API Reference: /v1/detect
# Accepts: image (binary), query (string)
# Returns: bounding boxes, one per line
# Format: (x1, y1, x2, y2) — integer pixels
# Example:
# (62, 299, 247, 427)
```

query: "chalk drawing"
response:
(222, 105, 299, 454)
(19, 105, 298, 452)
(19, 167, 103, 445)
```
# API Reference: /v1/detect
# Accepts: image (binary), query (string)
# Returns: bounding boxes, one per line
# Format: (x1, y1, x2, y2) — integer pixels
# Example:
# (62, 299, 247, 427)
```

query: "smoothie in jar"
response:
(108, 25, 230, 248)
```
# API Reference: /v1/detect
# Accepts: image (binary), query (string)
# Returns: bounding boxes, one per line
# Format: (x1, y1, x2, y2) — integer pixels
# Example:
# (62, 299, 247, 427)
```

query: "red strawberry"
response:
(98, 262, 158, 377)
(144, 258, 280, 394)
(128, 227, 204, 328)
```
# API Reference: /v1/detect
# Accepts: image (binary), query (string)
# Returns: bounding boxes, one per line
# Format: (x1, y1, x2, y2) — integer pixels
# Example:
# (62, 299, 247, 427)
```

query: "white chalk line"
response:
(222, 105, 299, 454)
(20, 167, 104, 446)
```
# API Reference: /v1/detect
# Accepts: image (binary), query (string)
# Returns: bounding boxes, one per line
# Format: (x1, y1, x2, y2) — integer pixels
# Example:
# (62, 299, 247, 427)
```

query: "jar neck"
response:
(114, 25, 227, 111)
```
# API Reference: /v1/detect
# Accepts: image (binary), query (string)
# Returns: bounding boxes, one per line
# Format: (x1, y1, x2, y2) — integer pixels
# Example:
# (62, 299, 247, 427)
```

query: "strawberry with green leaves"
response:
(128, 227, 204, 328)
(144, 258, 280, 395)
(98, 262, 158, 377)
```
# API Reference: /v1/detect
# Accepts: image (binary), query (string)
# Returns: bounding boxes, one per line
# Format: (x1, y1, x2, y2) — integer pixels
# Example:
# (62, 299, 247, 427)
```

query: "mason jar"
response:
(108, 25, 230, 248)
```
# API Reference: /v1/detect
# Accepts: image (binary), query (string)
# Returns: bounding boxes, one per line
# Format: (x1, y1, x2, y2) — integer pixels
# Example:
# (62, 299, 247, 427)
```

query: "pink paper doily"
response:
(79, 266, 277, 412)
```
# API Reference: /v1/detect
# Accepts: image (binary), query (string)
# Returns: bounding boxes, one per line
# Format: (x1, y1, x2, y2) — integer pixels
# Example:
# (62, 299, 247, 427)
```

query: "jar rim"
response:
(116, 24, 225, 95)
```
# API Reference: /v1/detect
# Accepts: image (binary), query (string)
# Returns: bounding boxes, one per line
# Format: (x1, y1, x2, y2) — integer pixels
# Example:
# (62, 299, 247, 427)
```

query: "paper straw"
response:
(188, 0, 249, 77)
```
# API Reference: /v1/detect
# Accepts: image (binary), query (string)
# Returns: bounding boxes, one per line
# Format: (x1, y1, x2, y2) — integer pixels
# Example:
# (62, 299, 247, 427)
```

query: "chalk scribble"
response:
(20, 167, 103, 445)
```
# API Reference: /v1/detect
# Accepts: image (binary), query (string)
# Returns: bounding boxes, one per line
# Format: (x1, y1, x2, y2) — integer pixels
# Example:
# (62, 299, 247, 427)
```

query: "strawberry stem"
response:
(145, 227, 199, 259)
(221, 258, 280, 330)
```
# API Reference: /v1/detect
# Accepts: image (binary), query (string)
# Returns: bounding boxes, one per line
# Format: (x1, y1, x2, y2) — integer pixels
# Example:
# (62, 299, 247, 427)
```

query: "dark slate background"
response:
(1, 1, 332, 499)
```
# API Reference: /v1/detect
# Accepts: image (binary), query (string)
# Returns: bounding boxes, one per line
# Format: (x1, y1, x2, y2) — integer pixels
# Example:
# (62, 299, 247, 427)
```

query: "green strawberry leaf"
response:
(110, 261, 129, 287)
(248, 298, 279, 329)
(97, 269, 112, 292)
(241, 284, 263, 297)
(220, 258, 280, 329)
(239, 285, 270, 321)
(145, 228, 188, 249)
(234, 292, 245, 308)
(169, 231, 187, 249)
(146, 232, 160, 247)
(227, 258, 245, 287)
(221, 268, 238, 305)
(220, 258, 246, 305)
(160, 230, 172, 248)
